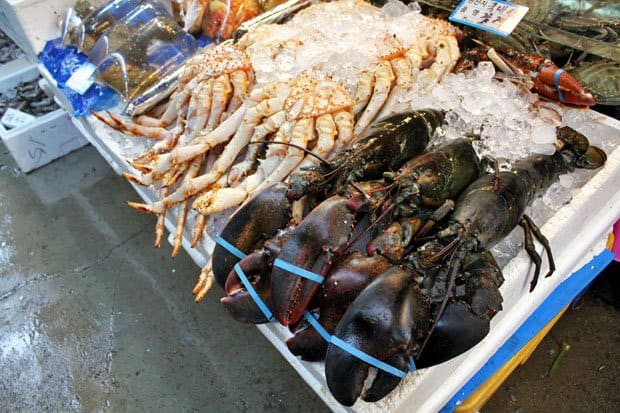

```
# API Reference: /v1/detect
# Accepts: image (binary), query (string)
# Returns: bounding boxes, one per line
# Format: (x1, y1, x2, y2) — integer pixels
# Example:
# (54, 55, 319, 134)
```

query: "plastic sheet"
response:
(63, 0, 146, 53)
(39, 38, 119, 116)
(88, 1, 197, 100)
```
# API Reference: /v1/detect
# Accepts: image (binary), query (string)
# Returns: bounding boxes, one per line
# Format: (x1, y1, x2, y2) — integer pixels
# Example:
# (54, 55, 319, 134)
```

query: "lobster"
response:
(323, 126, 606, 405)
(286, 109, 445, 201)
(282, 137, 485, 358)
(212, 109, 447, 322)
(219, 135, 486, 336)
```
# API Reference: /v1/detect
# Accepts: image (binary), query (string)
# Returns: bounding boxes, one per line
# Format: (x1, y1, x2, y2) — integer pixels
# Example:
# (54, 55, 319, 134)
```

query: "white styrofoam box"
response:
(0, 56, 31, 79)
(0, 0, 74, 61)
(29, 58, 620, 412)
(0, 63, 88, 172)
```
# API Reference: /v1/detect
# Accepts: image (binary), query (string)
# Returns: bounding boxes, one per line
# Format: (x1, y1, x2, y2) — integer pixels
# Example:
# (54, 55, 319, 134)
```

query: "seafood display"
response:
(421, 0, 620, 105)
(96, 0, 464, 258)
(212, 121, 605, 405)
(75, 0, 616, 408)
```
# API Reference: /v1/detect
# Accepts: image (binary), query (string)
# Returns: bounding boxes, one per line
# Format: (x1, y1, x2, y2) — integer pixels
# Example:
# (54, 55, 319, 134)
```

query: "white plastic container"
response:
(0, 64, 88, 172)
(0, 0, 75, 61)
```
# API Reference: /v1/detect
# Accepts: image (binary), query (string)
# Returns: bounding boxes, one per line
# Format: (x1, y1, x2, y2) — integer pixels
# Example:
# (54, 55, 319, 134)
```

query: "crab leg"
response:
(154, 186, 169, 248)
(227, 70, 251, 114)
(418, 35, 460, 84)
(334, 111, 355, 147)
(134, 90, 182, 128)
(192, 119, 294, 215)
(252, 117, 316, 193)
(125, 105, 247, 185)
(353, 61, 395, 136)
(191, 215, 207, 247)
(353, 71, 374, 117)
(205, 74, 233, 132)
(227, 110, 287, 183)
(171, 155, 205, 257)
(183, 80, 212, 142)
(129, 97, 286, 214)
(104, 111, 177, 141)
(193, 262, 215, 302)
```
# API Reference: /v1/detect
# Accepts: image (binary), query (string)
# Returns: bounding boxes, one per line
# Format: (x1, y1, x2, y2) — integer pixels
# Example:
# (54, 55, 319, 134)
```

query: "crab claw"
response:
(212, 183, 292, 287)
(221, 250, 274, 324)
(532, 60, 596, 106)
(286, 253, 392, 361)
(325, 266, 430, 406)
(270, 196, 355, 326)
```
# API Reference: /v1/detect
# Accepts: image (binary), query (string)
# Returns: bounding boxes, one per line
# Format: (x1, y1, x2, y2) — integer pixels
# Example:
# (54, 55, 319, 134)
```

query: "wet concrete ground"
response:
(0, 143, 618, 412)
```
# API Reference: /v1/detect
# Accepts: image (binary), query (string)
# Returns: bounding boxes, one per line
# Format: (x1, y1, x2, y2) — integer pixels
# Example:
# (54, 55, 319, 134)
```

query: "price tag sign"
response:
(449, 0, 529, 37)
(1, 108, 36, 129)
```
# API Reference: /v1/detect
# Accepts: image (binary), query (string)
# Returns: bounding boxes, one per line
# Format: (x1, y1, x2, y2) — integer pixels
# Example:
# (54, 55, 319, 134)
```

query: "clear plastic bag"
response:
(89, 1, 197, 100)
(63, 0, 147, 53)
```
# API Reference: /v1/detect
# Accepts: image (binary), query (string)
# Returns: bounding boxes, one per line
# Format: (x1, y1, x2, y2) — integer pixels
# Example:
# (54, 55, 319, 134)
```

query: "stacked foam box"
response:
(0, 63, 87, 172)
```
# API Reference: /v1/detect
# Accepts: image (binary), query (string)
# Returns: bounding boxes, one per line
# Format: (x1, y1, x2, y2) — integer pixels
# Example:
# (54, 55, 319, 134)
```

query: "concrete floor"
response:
(0, 142, 617, 412)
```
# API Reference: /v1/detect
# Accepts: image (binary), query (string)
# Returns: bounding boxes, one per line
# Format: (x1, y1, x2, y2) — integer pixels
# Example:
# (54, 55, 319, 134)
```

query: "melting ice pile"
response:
(391, 61, 559, 161)
(242, 0, 458, 92)
(243, 0, 560, 160)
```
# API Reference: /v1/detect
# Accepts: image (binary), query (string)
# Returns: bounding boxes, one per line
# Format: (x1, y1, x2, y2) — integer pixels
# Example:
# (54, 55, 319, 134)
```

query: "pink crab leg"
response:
(205, 74, 233, 132)
(129, 97, 286, 214)
(183, 80, 212, 142)
(171, 155, 205, 258)
(193, 262, 215, 302)
(125, 105, 247, 185)
(353, 61, 395, 137)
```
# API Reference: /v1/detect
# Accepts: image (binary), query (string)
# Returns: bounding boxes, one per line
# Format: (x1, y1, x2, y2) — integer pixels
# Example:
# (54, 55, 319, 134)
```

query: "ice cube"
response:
(542, 182, 573, 209)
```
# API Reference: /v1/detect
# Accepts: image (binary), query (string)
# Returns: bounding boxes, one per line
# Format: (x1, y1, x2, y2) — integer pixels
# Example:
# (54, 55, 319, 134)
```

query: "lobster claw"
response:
(270, 196, 356, 326)
(416, 301, 489, 368)
(490, 47, 596, 106)
(417, 250, 503, 367)
(212, 183, 292, 287)
(286, 253, 393, 361)
(532, 60, 597, 106)
(324, 266, 430, 406)
(221, 250, 274, 324)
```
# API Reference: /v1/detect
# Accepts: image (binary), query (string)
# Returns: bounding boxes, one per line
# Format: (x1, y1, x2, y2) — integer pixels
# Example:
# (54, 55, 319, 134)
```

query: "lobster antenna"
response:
(248, 140, 330, 165)
(348, 181, 374, 205)
(343, 202, 395, 255)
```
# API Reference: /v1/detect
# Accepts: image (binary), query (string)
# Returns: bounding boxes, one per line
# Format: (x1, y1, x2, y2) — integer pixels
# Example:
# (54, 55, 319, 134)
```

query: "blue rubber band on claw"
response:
(274, 259, 324, 283)
(216, 236, 247, 260)
(304, 310, 332, 342)
(304, 311, 409, 379)
(234, 263, 275, 322)
(553, 68, 566, 103)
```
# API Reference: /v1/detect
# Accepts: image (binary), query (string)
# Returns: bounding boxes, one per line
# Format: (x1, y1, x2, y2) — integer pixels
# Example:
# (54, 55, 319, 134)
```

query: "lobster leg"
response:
(520, 214, 555, 292)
